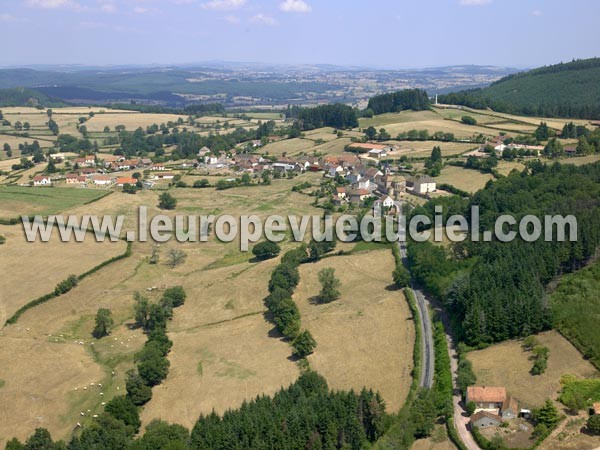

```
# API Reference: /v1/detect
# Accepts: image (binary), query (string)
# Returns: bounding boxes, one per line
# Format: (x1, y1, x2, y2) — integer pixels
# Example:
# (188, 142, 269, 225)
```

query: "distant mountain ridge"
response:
(439, 57, 600, 119)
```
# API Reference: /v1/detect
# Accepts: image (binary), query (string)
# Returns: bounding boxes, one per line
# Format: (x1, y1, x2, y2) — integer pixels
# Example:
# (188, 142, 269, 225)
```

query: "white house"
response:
(92, 175, 113, 186)
(32, 175, 52, 186)
(413, 176, 437, 195)
(368, 148, 388, 159)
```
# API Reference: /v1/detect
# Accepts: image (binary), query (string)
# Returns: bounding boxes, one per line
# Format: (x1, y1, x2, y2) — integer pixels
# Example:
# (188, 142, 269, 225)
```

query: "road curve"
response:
(394, 200, 480, 449)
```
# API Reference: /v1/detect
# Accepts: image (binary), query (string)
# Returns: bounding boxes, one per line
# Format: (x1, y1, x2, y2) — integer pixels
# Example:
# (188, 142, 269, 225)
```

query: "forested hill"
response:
(408, 161, 600, 347)
(0, 87, 68, 107)
(439, 58, 600, 120)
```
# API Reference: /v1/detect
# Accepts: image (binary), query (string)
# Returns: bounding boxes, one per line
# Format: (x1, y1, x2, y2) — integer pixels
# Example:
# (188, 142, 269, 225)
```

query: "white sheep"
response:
(80, 412, 85, 416)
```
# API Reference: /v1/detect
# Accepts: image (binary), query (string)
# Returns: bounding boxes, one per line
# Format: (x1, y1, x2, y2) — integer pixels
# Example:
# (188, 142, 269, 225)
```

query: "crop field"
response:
(0, 186, 111, 219)
(84, 112, 187, 132)
(435, 165, 494, 193)
(262, 137, 317, 156)
(293, 249, 415, 412)
(466, 330, 597, 408)
(392, 140, 475, 158)
(0, 223, 127, 321)
(0, 133, 54, 153)
(359, 110, 440, 127)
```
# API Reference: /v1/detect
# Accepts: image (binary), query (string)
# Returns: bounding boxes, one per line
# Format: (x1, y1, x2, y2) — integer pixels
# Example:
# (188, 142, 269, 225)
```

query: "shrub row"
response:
(264, 243, 319, 359)
(103, 287, 188, 433)
(5, 242, 132, 325)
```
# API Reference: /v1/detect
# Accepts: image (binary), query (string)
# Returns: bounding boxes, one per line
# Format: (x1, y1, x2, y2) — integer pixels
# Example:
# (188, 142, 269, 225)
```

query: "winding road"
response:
(395, 200, 481, 450)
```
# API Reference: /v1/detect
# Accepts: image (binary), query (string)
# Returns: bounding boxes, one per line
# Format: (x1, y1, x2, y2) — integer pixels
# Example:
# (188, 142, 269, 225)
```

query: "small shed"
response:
(471, 411, 503, 428)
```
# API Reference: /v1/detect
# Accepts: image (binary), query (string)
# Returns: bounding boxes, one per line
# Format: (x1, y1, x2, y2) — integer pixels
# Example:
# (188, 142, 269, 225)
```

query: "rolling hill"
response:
(0, 87, 68, 107)
(439, 58, 600, 120)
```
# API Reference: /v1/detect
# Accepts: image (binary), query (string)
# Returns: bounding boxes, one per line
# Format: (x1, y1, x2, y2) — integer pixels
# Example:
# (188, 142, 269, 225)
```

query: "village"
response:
(26, 140, 441, 215)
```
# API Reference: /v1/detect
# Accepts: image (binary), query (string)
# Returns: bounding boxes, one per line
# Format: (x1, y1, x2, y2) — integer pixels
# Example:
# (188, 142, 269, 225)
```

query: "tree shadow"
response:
(385, 283, 401, 292)
(308, 296, 322, 305)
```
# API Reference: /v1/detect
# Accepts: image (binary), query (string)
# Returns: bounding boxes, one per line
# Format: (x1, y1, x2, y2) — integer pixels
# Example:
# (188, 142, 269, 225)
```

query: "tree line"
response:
(6, 371, 387, 450)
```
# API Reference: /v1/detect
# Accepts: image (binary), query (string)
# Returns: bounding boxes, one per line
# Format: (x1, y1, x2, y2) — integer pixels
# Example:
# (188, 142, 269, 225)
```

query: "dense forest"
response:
(7, 372, 387, 450)
(287, 104, 359, 130)
(551, 260, 600, 369)
(408, 161, 600, 346)
(439, 58, 600, 119)
(366, 89, 430, 115)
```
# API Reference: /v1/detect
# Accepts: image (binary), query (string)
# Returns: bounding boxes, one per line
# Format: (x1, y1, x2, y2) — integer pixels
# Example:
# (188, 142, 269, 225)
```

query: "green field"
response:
(0, 186, 111, 219)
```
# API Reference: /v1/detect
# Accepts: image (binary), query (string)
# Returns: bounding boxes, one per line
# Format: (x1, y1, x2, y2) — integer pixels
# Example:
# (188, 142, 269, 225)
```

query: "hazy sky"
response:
(1, 0, 599, 68)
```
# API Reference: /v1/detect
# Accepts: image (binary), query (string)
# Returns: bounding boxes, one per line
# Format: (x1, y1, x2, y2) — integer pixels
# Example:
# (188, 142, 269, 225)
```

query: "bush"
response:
(92, 308, 114, 339)
(268, 263, 300, 293)
(318, 268, 341, 304)
(161, 286, 186, 308)
(158, 192, 177, 210)
(252, 241, 281, 260)
(125, 370, 153, 406)
(292, 330, 317, 358)
(461, 116, 477, 125)
(393, 265, 410, 287)
(54, 274, 78, 295)
(588, 414, 600, 435)
(104, 395, 141, 432)
(466, 401, 476, 416)
(193, 179, 210, 188)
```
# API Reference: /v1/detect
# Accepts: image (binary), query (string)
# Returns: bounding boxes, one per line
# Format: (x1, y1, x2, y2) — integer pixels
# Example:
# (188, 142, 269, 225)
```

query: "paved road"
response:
(395, 200, 480, 449)
(398, 239, 435, 389)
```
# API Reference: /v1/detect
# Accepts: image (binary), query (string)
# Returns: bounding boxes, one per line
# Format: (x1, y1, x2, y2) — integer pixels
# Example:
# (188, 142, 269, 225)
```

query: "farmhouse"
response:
(32, 175, 51, 186)
(335, 187, 347, 199)
(347, 142, 392, 157)
(76, 155, 96, 167)
(92, 175, 113, 186)
(501, 396, 519, 419)
(348, 189, 371, 205)
(466, 386, 506, 410)
(65, 173, 80, 184)
(152, 172, 175, 180)
(471, 411, 503, 428)
(116, 177, 137, 187)
(373, 195, 396, 216)
(152, 163, 166, 171)
(411, 176, 437, 195)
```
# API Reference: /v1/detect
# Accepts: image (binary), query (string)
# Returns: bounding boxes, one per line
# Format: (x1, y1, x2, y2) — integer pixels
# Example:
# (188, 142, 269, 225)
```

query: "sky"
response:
(1, 0, 599, 68)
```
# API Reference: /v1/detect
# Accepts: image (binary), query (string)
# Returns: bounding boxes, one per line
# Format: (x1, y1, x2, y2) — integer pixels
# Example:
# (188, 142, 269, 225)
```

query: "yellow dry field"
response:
(311, 137, 354, 156)
(539, 416, 600, 450)
(480, 110, 589, 131)
(0, 173, 329, 444)
(84, 112, 187, 132)
(0, 224, 127, 321)
(359, 110, 440, 128)
(561, 154, 600, 166)
(482, 122, 538, 134)
(0, 134, 54, 150)
(262, 137, 316, 156)
(139, 250, 299, 430)
(392, 141, 475, 158)
(495, 160, 526, 176)
(380, 119, 497, 140)
(294, 249, 415, 412)
(303, 127, 340, 142)
(411, 424, 458, 450)
(436, 165, 494, 193)
(0, 242, 152, 448)
(467, 330, 597, 408)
